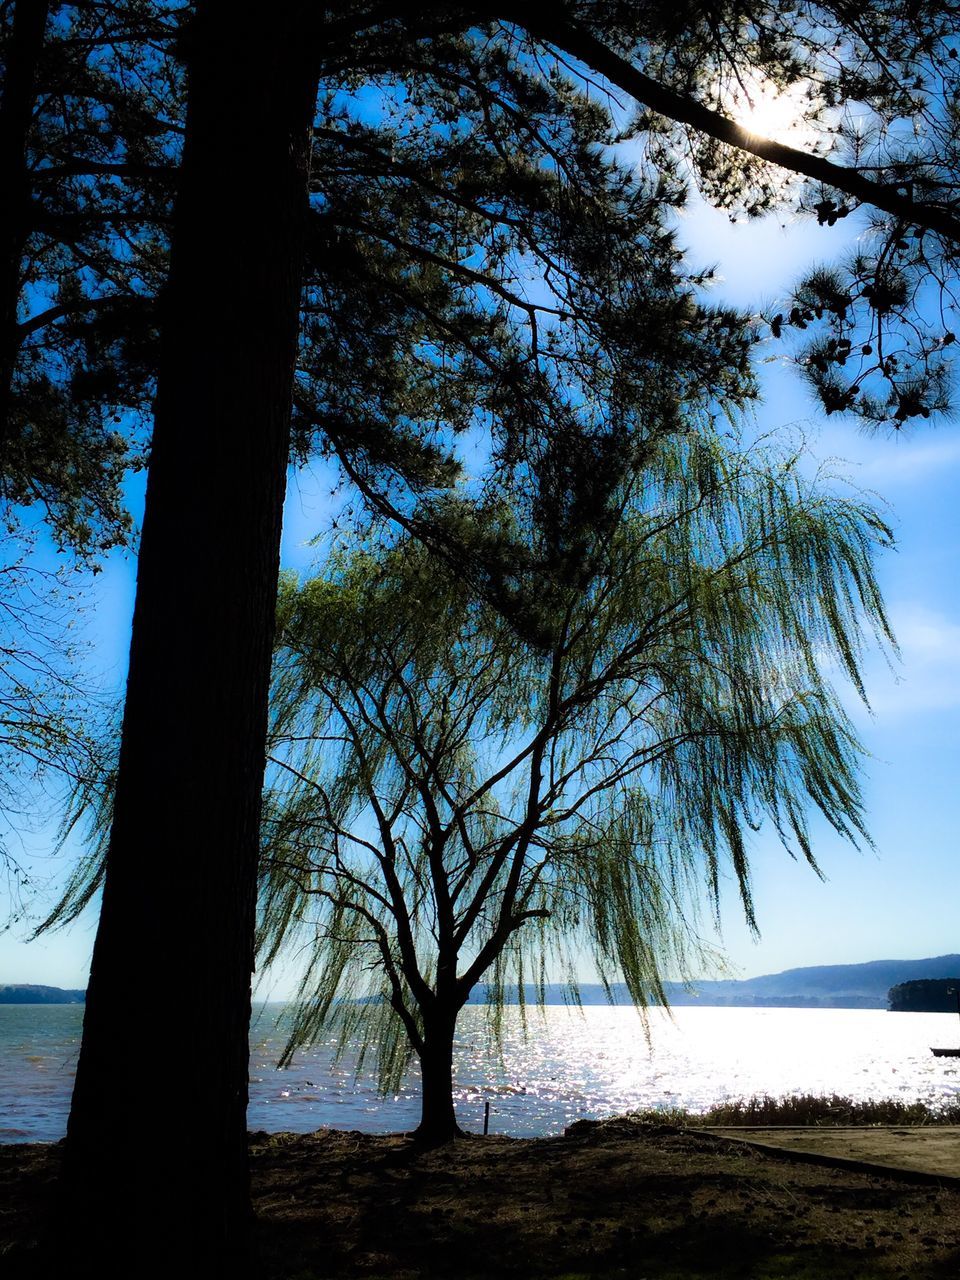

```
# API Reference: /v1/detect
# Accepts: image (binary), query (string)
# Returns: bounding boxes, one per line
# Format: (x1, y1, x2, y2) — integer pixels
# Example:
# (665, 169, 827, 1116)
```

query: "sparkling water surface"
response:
(3, 1003, 959, 1142)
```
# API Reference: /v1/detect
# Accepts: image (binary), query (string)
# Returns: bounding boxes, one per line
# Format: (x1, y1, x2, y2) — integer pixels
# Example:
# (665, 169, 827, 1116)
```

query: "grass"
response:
(626, 1092, 960, 1127)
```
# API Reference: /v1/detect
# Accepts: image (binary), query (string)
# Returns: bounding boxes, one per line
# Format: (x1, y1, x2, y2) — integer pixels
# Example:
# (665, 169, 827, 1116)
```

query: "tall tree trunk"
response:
(0, 0, 48, 445)
(415, 1007, 464, 1146)
(59, 5, 317, 1272)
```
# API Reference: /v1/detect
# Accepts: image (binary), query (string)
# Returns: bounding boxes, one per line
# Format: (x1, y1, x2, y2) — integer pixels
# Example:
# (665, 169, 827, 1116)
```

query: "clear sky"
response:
(679, 200, 960, 981)
(2, 189, 958, 999)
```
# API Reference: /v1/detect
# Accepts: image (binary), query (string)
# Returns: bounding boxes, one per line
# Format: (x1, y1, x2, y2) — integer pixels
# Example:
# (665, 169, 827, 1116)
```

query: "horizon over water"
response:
(2, 1004, 959, 1142)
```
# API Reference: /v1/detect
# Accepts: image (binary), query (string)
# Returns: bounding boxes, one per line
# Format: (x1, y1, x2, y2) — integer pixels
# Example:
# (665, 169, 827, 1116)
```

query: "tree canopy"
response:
(260, 425, 893, 1142)
(0, 0, 174, 557)
(6, 1, 960, 553)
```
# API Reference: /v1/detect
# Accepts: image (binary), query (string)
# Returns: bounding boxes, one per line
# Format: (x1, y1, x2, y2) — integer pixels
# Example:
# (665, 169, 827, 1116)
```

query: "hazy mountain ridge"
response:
(8, 955, 960, 1009)
(466, 955, 960, 1009)
(662, 954, 960, 1006)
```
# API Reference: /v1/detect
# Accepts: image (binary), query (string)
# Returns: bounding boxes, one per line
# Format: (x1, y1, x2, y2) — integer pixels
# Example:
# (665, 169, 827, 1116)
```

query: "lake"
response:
(2, 1003, 959, 1142)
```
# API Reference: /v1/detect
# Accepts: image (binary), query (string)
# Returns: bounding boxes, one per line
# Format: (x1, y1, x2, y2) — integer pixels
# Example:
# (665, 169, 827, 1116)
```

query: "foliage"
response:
(7, 3, 960, 571)
(1, 0, 178, 558)
(540, 3, 960, 426)
(0, 532, 112, 907)
(259, 426, 893, 1106)
(35, 18, 770, 935)
(294, 36, 762, 616)
(0, 1, 170, 897)
(633, 1093, 960, 1127)
(888, 979, 960, 1013)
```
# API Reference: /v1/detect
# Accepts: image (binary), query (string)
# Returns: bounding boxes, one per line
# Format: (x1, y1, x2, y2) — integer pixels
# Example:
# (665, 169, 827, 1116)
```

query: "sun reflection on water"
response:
(2, 1004, 959, 1142)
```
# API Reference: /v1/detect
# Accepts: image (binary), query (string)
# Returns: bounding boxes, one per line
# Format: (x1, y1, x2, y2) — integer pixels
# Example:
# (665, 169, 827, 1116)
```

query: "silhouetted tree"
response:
(889, 980, 960, 1014)
(260, 428, 893, 1144)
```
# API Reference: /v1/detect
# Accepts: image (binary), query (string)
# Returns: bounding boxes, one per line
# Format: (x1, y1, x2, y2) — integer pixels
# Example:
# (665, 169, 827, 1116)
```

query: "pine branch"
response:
(513, 12, 960, 244)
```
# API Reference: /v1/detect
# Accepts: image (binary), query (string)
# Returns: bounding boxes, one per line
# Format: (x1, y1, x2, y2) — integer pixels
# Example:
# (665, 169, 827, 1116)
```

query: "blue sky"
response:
(679, 200, 960, 981)
(3, 192, 958, 998)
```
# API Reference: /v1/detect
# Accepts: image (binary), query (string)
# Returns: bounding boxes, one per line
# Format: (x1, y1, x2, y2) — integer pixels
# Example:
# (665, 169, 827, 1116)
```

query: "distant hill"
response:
(11, 955, 960, 1010)
(465, 955, 960, 1010)
(662, 954, 960, 1009)
(0, 984, 86, 1005)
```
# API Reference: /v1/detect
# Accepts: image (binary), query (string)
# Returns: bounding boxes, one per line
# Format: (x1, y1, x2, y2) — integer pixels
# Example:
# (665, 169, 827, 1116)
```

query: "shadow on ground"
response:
(3, 1119, 960, 1278)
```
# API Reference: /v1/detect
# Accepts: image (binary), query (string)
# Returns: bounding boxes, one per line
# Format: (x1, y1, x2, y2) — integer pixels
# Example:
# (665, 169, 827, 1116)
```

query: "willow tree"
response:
(260, 428, 893, 1144)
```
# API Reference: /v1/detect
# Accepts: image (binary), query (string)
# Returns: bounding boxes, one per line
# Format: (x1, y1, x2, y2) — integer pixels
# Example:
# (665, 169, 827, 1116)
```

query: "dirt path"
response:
(705, 1125, 960, 1184)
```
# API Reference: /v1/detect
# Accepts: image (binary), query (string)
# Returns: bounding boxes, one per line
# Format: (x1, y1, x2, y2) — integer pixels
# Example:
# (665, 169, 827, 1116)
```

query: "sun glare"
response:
(728, 77, 819, 147)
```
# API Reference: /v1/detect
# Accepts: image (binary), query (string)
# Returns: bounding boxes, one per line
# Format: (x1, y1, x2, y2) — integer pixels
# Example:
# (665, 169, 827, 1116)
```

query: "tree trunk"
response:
(0, 0, 49, 444)
(59, 5, 317, 1273)
(415, 1008, 464, 1146)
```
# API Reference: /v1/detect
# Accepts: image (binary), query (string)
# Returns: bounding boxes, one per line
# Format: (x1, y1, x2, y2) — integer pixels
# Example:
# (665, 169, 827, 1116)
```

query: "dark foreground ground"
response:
(3, 1119, 960, 1278)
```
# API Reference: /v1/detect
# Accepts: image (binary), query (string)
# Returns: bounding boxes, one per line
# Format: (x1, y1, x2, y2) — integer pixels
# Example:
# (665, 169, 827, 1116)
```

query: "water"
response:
(3, 1003, 959, 1142)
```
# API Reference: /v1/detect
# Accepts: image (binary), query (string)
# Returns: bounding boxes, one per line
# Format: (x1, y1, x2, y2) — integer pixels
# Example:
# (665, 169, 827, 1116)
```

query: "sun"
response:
(727, 76, 819, 146)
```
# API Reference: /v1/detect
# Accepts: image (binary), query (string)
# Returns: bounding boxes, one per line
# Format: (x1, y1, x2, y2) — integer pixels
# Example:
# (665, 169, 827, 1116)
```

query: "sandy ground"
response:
(4, 1119, 960, 1277)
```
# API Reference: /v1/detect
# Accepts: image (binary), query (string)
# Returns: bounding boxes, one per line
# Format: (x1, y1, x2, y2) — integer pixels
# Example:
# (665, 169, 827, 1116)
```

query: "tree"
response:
(47, 5, 319, 1270)
(888, 979, 960, 1013)
(260, 427, 893, 1145)
(13, 1, 959, 1266)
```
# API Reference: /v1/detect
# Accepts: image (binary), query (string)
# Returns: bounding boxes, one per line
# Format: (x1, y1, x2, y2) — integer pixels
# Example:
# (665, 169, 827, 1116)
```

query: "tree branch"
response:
(513, 12, 960, 245)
